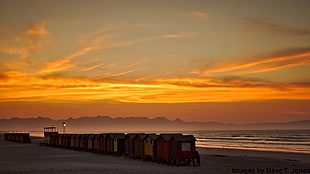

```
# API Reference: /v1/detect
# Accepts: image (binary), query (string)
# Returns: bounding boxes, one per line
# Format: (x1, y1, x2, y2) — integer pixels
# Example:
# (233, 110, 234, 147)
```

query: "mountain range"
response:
(1, 116, 309, 132)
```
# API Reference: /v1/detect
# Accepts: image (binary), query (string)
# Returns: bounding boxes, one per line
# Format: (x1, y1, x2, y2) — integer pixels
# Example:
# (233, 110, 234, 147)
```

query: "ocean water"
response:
(187, 129, 310, 153)
(28, 129, 310, 153)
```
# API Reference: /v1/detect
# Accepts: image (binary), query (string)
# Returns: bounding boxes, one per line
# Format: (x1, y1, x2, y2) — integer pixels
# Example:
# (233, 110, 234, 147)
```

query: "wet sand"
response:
(0, 136, 309, 174)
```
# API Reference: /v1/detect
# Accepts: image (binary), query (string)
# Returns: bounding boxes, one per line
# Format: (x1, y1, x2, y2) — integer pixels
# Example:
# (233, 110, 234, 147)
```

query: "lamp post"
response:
(63, 122, 66, 134)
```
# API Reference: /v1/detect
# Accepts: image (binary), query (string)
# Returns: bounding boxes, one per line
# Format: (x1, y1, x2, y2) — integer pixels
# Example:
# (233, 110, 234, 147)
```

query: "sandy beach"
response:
(0, 136, 309, 174)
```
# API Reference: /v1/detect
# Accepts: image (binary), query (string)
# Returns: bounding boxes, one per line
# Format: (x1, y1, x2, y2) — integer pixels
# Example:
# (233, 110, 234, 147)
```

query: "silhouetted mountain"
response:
(0, 116, 309, 132)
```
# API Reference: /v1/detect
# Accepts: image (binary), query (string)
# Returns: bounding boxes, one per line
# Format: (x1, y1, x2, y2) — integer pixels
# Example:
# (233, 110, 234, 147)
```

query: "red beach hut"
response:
(93, 134, 100, 152)
(157, 134, 182, 163)
(170, 135, 196, 165)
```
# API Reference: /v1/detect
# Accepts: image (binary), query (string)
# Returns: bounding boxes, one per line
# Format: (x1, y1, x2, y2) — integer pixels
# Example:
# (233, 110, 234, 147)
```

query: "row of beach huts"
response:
(43, 127, 199, 166)
(4, 133, 31, 143)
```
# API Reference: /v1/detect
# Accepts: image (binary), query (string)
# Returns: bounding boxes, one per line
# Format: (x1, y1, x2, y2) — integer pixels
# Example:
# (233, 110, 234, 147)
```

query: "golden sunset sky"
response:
(0, 0, 309, 123)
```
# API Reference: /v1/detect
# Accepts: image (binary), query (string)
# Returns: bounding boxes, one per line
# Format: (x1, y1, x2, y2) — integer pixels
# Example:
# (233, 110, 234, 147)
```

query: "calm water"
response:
(27, 129, 310, 153)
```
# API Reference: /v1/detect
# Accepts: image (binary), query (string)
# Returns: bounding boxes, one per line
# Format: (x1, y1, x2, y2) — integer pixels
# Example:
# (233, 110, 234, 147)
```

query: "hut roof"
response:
(135, 133, 147, 139)
(87, 134, 95, 138)
(173, 135, 196, 142)
(146, 134, 159, 140)
(125, 133, 137, 139)
(99, 133, 109, 137)
(159, 134, 183, 140)
(112, 133, 126, 139)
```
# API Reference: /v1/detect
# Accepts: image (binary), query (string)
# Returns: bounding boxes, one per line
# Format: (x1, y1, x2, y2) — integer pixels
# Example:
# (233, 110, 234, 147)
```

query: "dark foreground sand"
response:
(0, 136, 309, 174)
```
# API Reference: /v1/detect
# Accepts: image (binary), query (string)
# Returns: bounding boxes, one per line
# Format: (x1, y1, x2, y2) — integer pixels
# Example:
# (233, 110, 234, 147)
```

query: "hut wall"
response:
(87, 136, 94, 150)
(106, 136, 113, 153)
(144, 136, 154, 157)
(74, 135, 80, 149)
(79, 135, 85, 150)
(124, 137, 133, 155)
(177, 142, 195, 159)
(58, 135, 62, 147)
(113, 138, 117, 152)
(157, 137, 170, 158)
(99, 134, 107, 153)
(93, 135, 100, 151)
(71, 135, 75, 148)
(134, 138, 144, 157)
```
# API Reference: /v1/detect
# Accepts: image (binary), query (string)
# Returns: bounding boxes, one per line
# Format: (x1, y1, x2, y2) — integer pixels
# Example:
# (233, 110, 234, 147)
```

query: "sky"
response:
(0, 0, 310, 123)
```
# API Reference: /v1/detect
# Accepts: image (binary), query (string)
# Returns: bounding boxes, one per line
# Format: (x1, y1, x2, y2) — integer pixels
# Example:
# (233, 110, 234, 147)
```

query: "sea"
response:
(187, 129, 310, 153)
(26, 129, 310, 154)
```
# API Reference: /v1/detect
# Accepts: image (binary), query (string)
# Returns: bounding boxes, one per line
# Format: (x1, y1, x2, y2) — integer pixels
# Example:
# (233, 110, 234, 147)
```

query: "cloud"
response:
(39, 24, 161, 75)
(163, 32, 198, 38)
(245, 18, 310, 36)
(1, 74, 309, 103)
(0, 21, 49, 58)
(81, 64, 104, 72)
(191, 47, 310, 76)
(187, 11, 209, 20)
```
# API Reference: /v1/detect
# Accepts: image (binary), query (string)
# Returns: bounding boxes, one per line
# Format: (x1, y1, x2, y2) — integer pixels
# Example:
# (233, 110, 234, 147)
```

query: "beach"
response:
(0, 136, 309, 174)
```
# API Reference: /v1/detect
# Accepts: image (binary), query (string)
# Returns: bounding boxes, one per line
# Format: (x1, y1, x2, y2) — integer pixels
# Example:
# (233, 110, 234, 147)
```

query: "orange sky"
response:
(0, 0, 310, 123)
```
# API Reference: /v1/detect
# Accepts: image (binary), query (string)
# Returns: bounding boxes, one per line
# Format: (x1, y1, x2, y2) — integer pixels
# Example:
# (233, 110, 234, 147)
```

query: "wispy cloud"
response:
(245, 18, 310, 35)
(191, 47, 310, 76)
(81, 64, 104, 72)
(0, 21, 49, 58)
(163, 32, 198, 38)
(127, 57, 148, 67)
(39, 24, 160, 75)
(187, 11, 209, 20)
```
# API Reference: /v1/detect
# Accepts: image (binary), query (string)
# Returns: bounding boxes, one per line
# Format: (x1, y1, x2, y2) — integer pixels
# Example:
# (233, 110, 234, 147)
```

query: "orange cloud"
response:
(187, 11, 209, 20)
(163, 32, 198, 38)
(81, 64, 104, 72)
(0, 21, 49, 58)
(237, 57, 310, 74)
(192, 49, 310, 76)
(0, 73, 309, 103)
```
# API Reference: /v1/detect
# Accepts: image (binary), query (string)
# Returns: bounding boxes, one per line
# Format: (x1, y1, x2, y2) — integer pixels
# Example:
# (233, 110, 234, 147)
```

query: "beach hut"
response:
(87, 134, 95, 151)
(113, 133, 125, 155)
(57, 134, 63, 147)
(43, 127, 58, 145)
(70, 134, 75, 148)
(50, 134, 55, 146)
(99, 133, 108, 153)
(143, 134, 158, 161)
(106, 134, 114, 154)
(79, 134, 86, 150)
(4, 133, 30, 143)
(124, 134, 136, 158)
(93, 134, 100, 152)
(63, 134, 69, 148)
(133, 134, 146, 159)
(170, 135, 196, 165)
(54, 134, 60, 147)
(64, 134, 71, 148)
(74, 134, 80, 150)
(157, 134, 182, 164)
